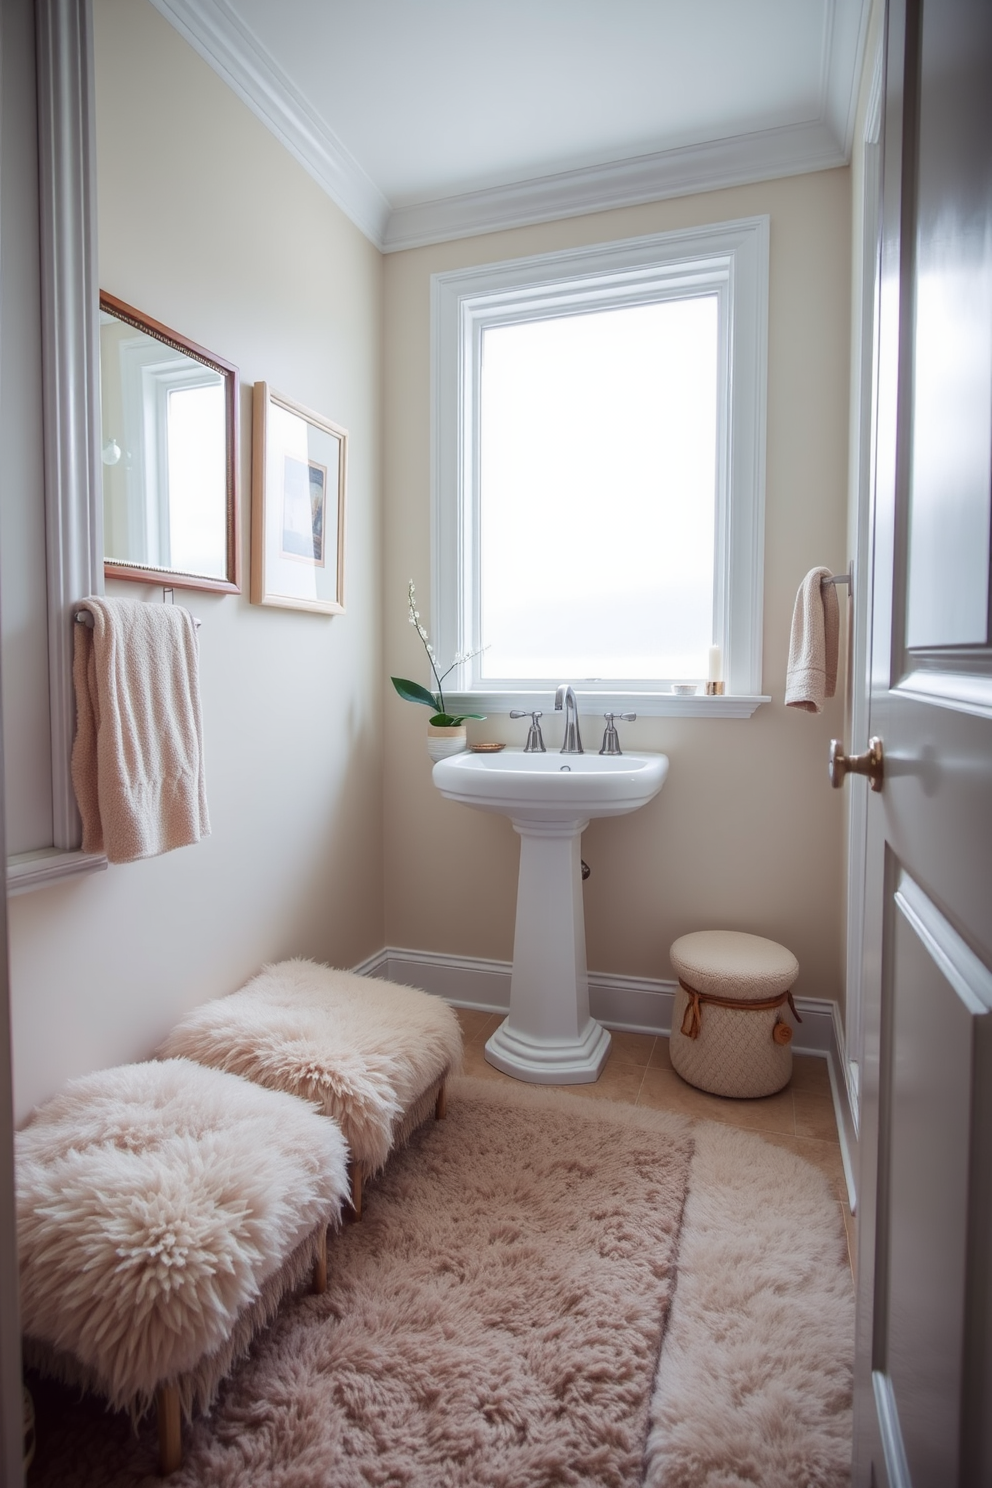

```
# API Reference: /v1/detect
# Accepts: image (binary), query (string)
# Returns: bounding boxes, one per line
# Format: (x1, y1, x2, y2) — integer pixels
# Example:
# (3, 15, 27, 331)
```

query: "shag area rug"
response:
(26, 1078, 853, 1487)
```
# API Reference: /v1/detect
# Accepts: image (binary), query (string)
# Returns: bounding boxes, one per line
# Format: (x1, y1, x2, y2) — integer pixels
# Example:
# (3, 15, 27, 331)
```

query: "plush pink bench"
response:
(159, 959, 464, 1217)
(17, 1057, 348, 1475)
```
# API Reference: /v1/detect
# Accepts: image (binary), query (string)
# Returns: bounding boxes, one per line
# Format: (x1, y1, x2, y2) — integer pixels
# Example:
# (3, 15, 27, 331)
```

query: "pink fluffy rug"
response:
(25, 1078, 853, 1487)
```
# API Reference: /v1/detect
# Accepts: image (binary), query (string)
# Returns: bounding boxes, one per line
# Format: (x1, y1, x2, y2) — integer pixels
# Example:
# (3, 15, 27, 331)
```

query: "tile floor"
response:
(453, 1007, 856, 1277)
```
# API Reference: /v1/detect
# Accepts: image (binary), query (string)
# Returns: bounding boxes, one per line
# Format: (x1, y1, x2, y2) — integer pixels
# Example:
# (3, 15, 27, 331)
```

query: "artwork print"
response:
(251, 381, 347, 614)
(281, 455, 327, 566)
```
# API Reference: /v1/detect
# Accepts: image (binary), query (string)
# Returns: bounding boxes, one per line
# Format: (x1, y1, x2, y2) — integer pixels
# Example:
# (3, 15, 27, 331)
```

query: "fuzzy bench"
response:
(159, 959, 464, 1217)
(16, 1058, 348, 1475)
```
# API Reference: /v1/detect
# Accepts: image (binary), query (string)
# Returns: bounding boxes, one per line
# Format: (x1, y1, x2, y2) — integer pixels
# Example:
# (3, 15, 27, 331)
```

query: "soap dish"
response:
(672, 683, 698, 696)
(470, 742, 506, 753)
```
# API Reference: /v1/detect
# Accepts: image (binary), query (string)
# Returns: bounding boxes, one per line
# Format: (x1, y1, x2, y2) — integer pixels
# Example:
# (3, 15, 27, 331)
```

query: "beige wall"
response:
(382, 171, 852, 1006)
(6, 0, 857, 1118)
(8, 0, 384, 1121)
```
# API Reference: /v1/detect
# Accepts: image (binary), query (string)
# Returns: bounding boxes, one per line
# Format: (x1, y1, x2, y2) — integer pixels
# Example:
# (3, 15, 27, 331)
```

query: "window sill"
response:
(445, 691, 771, 720)
(7, 848, 108, 896)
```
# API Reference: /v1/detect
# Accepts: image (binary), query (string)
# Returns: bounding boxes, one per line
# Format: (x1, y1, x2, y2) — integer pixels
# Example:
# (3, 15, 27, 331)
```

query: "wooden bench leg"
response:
(435, 1081, 447, 1120)
(349, 1160, 364, 1220)
(311, 1224, 327, 1294)
(156, 1384, 181, 1476)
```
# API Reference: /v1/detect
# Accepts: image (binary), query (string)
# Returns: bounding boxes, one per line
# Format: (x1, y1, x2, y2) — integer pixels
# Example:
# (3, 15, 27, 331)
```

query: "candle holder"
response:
(705, 680, 725, 696)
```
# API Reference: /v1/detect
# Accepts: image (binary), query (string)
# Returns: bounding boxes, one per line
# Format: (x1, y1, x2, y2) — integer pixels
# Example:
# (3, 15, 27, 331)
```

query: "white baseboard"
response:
(354, 944, 857, 1211)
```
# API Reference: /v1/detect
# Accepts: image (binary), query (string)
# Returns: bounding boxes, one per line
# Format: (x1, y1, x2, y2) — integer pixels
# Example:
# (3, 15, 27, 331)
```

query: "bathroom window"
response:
(431, 218, 770, 715)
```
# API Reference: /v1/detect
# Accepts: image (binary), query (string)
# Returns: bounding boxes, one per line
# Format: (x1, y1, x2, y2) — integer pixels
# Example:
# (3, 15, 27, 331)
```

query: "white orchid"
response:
(392, 581, 487, 725)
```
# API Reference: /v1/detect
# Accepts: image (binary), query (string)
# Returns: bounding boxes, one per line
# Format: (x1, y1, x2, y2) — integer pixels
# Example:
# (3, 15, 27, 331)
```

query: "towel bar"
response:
(74, 610, 201, 629)
(821, 563, 852, 589)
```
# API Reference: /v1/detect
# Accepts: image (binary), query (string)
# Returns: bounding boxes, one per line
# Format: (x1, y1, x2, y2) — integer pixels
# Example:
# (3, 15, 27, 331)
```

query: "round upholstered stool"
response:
(669, 930, 800, 1098)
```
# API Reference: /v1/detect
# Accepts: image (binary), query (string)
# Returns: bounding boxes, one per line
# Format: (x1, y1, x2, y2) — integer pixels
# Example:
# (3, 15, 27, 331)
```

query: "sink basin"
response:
(432, 747, 669, 1084)
(432, 749, 669, 823)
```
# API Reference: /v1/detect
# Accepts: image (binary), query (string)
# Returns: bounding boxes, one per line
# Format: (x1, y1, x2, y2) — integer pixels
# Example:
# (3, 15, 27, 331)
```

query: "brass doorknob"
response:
(829, 736, 884, 792)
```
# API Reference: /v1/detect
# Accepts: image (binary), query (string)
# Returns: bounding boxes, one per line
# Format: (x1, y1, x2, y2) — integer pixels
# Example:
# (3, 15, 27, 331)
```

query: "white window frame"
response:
(116, 336, 220, 570)
(7, 0, 107, 895)
(430, 217, 770, 717)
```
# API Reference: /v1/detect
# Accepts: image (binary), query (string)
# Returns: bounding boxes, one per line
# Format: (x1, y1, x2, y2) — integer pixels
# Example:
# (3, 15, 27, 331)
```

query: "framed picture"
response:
(251, 382, 346, 612)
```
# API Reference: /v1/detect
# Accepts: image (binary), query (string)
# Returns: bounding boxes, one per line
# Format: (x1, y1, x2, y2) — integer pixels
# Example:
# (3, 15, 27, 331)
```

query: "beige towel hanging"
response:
(71, 597, 210, 863)
(784, 567, 839, 713)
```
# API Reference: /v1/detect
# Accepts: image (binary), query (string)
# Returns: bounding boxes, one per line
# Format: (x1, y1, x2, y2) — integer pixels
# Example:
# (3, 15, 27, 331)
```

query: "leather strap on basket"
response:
(678, 978, 802, 1040)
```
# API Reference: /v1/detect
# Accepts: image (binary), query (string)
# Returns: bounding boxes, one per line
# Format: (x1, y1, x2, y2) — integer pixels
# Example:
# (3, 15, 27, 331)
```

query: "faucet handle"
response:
(510, 710, 546, 753)
(599, 712, 636, 756)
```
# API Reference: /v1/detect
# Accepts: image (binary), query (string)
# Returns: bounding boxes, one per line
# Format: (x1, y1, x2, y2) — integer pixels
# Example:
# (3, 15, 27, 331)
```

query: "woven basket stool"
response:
(16, 1058, 348, 1476)
(669, 930, 801, 1098)
(160, 958, 464, 1219)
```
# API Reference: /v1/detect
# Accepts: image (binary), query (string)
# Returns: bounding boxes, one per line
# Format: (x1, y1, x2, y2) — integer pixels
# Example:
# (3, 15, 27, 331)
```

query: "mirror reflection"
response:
(99, 293, 240, 591)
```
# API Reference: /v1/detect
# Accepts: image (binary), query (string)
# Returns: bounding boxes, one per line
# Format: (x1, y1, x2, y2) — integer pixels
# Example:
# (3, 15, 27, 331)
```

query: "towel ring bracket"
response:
(821, 562, 853, 590)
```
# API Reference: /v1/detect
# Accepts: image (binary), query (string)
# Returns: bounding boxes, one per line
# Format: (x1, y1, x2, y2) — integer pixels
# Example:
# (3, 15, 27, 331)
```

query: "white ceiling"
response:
(149, 0, 870, 251)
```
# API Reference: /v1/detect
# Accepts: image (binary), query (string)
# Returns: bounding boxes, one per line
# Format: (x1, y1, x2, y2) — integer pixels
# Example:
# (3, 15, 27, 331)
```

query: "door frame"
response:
(844, 22, 885, 1153)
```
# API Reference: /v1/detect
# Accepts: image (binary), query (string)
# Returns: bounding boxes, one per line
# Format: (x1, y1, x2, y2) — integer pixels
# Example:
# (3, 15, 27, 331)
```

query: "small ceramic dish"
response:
(672, 683, 698, 696)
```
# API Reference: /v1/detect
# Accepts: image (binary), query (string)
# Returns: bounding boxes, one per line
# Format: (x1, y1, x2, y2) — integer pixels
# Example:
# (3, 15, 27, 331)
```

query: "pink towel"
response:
(71, 597, 210, 863)
(784, 568, 839, 714)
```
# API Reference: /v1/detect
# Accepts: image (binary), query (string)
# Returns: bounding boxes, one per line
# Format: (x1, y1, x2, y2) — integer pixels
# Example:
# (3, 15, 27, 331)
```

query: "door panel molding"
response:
(895, 871, 992, 1015)
(896, 668, 992, 721)
(872, 1370, 910, 1488)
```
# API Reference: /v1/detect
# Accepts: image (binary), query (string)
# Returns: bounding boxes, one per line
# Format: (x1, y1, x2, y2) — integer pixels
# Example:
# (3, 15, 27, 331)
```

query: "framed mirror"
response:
(99, 292, 240, 592)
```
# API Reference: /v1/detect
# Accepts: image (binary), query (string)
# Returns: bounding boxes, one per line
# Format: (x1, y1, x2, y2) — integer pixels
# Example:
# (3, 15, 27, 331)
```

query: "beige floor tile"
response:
(459, 1042, 506, 1081)
(843, 1204, 858, 1281)
(789, 1053, 831, 1094)
(647, 1037, 674, 1070)
(559, 1064, 645, 1104)
(636, 1069, 796, 1134)
(453, 1007, 494, 1042)
(603, 1031, 656, 1068)
(636, 1069, 715, 1119)
(793, 1090, 839, 1142)
(460, 1045, 643, 1104)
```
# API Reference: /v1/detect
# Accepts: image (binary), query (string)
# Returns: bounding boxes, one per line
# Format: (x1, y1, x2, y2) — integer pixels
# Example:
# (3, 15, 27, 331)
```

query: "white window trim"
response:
(7, 0, 107, 895)
(114, 338, 220, 570)
(430, 217, 771, 718)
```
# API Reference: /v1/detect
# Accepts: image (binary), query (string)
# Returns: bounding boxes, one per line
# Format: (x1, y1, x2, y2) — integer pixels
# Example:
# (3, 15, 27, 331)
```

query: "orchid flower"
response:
(392, 581, 488, 726)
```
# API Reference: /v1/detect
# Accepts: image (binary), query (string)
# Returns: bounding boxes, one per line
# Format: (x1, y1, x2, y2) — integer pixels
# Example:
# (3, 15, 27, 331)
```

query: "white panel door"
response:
(852, 1, 992, 1484)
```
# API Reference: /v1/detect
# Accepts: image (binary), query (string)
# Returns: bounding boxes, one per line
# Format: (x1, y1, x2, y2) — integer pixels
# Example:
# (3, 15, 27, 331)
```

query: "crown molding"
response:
(146, 0, 391, 246)
(383, 119, 845, 253)
(824, 0, 874, 158)
(149, 0, 869, 255)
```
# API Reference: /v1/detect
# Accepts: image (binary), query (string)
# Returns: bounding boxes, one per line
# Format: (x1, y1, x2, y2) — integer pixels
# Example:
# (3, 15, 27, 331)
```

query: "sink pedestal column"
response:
(484, 817, 611, 1084)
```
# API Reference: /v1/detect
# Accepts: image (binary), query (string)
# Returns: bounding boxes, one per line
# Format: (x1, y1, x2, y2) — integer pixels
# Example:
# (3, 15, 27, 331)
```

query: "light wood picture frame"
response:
(251, 383, 346, 613)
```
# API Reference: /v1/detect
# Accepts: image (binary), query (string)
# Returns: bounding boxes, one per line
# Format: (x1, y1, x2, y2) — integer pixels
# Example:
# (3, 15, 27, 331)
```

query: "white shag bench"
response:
(16, 1058, 349, 1476)
(669, 930, 801, 1098)
(159, 959, 464, 1218)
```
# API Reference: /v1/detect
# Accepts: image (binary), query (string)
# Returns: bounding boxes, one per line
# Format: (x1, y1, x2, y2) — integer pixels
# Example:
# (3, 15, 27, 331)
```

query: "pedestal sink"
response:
(432, 749, 669, 1083)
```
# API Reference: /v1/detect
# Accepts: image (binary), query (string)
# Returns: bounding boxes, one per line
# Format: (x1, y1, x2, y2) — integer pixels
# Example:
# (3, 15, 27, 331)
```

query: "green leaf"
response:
(449, 714, 487, 724)
(391, 676, 439, 709)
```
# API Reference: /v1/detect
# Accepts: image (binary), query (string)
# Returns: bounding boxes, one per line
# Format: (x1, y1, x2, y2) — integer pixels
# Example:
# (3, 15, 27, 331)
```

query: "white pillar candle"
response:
(708, 644, 722, 682)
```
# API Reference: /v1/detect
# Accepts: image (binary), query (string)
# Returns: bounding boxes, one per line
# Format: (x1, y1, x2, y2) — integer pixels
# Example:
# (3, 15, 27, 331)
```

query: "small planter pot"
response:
(427, 724, 467, 762)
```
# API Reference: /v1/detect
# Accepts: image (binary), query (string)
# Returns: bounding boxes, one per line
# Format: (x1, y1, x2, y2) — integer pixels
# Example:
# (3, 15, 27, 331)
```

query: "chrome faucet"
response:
(510, 709, 546, 752)
(599, 712, 636, 756)
(554, 684, 584, 753)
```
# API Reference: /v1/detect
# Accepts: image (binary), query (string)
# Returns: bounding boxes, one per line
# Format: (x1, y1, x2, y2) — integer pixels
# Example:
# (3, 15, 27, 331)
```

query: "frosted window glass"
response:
(479, 296, 718, 680)
(166, 381, 226, 575)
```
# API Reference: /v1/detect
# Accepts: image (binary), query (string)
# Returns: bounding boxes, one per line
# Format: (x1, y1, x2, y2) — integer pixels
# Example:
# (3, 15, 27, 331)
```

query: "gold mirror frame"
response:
(100, 291, 241, 593)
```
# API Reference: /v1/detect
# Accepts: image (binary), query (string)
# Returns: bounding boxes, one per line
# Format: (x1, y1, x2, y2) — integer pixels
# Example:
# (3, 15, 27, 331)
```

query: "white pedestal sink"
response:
(432, 749, 669, 1083)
